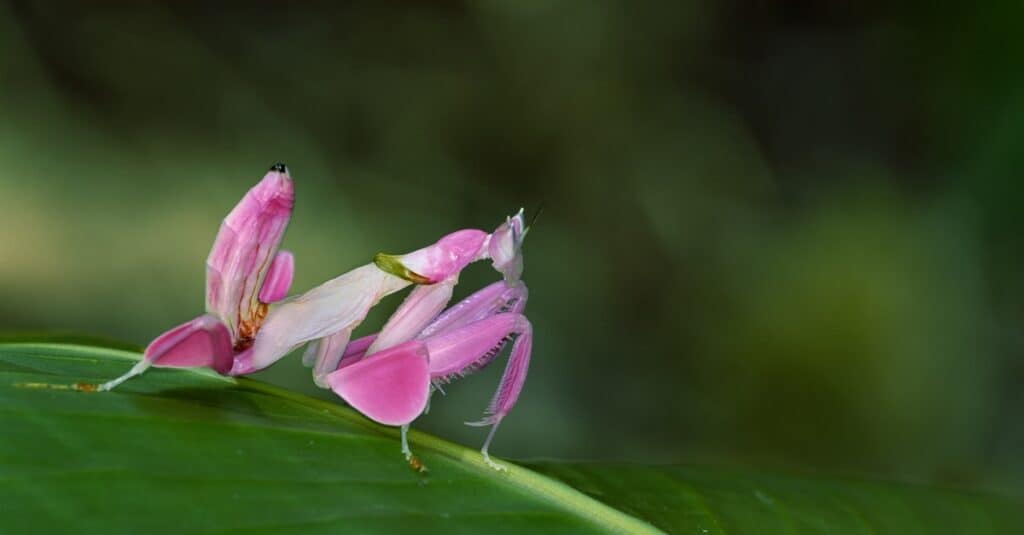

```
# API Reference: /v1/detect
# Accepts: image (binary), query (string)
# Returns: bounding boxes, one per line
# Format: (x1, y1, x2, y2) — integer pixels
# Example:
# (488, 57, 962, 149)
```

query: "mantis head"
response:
(488, 209, 528, 283)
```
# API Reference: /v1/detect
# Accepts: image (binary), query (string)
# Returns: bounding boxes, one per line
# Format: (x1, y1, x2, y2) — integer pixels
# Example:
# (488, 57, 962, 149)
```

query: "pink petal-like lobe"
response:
(206, 166, 294, 342)
(227, 347, 255, 376)
(259, 250, 295, 303)
(327, 342, 431, 426)
(367, 280, 455, 354)
(311, 328, 353, 387)
(342, 334, 377, 361)
(144, 315, 235, 374)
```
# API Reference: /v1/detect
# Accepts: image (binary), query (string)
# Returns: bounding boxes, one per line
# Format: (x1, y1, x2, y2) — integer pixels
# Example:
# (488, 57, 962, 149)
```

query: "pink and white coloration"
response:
(244, 216, 522, 384)
(347, 212, 531, 470)
(99, 164, 296, 390)
(253, 210, 533, 469)
(330, 278, 531, 471)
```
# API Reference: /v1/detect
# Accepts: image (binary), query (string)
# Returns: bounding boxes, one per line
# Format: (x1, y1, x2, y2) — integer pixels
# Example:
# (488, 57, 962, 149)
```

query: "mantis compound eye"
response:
(269, 162, 288, 173)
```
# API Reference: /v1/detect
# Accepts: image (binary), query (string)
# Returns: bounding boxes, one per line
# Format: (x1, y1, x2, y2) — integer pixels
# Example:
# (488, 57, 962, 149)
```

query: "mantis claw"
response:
(481, 426, 508, 472)
(477, 418, 507, 471)
(402, 425, 430, 473)
(401, 424, 412, 460)
(98, 359, 151, 392)
(482, 453, 507, 472)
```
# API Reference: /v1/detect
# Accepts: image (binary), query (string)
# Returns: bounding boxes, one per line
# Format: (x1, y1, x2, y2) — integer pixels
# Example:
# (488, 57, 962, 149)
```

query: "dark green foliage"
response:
(1, 342, 1019, 534)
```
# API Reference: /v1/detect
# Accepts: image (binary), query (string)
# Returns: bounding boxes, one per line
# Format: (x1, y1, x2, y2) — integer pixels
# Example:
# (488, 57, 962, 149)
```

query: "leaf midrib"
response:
(1, 342, 662, 535)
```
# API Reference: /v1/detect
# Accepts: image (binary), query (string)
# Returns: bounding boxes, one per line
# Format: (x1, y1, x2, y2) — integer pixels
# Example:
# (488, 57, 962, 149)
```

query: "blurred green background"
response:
(2, 1, 1023, 495)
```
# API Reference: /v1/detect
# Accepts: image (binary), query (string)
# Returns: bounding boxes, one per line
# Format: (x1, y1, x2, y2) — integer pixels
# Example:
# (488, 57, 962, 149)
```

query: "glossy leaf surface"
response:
(0, 342, 1020, 534)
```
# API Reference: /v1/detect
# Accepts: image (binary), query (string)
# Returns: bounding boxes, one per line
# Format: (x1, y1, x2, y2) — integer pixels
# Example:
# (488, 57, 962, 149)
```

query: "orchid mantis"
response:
(100, 163, 295, 391)
(251, 212, 532, 469)
(99, 165, 534, 470)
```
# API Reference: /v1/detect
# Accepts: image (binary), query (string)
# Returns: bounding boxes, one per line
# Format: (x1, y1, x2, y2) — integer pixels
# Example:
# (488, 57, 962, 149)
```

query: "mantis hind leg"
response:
(100, 314, 233, 391)
(477, 420, 504, 471)
(401, 424, 412, 460)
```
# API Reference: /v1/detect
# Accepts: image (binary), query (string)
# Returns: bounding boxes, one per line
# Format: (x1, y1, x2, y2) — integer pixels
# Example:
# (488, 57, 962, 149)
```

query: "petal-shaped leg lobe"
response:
(102, 314, 234, 390)
(327, 342, 430, 426)
(227, 347, 255, 376)
(206, 168, 294, 338)
(337, 334, 378, 370)
(368, 280, 455, 354)
(312, 328, 352, 388)
(259, 250, 295, 303)
(145, 314, 234, 374)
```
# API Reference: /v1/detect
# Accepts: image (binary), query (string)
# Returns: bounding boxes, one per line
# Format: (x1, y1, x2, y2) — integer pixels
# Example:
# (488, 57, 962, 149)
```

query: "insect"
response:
(253, 211, 533, 470)
(100, 163, 296, 390)
(339, 213, 531, 471)
(98, 164, 535, 470)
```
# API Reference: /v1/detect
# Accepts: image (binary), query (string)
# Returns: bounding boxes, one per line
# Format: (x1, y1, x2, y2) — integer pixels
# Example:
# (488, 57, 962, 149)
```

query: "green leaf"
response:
(0, 342, 655, 534)
(0, 342, 1020, 534)
(527, 463, 1024, 534)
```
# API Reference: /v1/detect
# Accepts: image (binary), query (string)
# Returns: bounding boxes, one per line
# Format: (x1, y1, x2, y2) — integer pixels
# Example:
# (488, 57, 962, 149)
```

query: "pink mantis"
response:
(257, 212, 532, 469)
(101, 165, 534, 470)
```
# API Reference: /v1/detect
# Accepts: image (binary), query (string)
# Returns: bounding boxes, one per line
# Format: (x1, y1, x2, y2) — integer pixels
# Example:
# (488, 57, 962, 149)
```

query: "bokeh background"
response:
(2, 1, 1023, 495)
